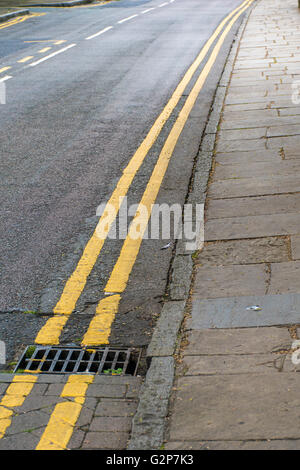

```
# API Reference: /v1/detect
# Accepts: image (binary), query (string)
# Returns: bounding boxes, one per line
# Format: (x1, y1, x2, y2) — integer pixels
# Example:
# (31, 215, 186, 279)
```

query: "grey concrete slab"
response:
(190, 293, 300, 329)
(95, 399, 137, 417)
(268, 135, 300, 149)
(208, 175, 300, 199)
(168, 373, 300, 441)
(192, 264, 268, 299)
(82, 431, 129, 450)
(216, 138, 266, 153)
(269, 261, 300, 295)
(206, 193, 300, 219)
(195, 238, 289, 266)
(213, 160, 300, 181)
(218, 127, 267, 141)
(0, 432, 41, 450)
(184, 327, 292, 355)
(183, 353, 285, 375)
(215, 149, 280, 164)
(90, 416, 132, 433)
(165, 440, 300, 450)
(86, 384, 127, 398)
(205, 212, 300, 241)
(291, 235, 300, 260)
(220, 116, 300, 130)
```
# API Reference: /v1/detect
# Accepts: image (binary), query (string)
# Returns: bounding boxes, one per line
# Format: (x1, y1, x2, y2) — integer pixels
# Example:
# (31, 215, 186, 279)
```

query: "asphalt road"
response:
(0, 0, 247, 367)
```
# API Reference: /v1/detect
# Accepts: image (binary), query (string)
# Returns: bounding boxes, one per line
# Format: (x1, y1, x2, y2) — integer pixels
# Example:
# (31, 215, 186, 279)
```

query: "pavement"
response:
(1, 0, 300, 454)
(163, 0, 300, 451)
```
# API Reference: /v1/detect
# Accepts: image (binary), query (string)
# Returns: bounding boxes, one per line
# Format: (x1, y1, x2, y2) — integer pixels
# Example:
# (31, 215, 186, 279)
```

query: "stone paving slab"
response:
(192, 264, 268, 299)
(184, 327, 292, 355)
(205, 212, 300, 241)
(206, 193, 300, 219)
(215, 149, 280, 164)
(183, 354, 284, 375)
(168, 373, 300, 441)
(213, 160, 300, 180)
(268, 261, 300, 295)
(165, 440, 300, 450)
(220, 115, 300, 130)
(195, 238, 289, 266)
(218, 128, 267, 141)
(208, 176, 300, 199)
(291, 235, 300, 260)
(216, 138, 266, 153)
(189, 293, 300, 329)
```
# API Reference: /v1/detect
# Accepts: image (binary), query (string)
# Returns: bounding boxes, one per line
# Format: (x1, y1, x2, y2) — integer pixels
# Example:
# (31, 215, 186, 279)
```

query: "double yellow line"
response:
(35, 0, 253, 347)
(0, 13, 44, 31)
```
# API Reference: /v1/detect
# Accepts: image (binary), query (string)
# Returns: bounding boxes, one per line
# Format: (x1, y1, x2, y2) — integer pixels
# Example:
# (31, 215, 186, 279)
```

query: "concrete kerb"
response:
(127, 1, 256, 451)
(23, 0, 93, 6)
(0, 9, 29, 23)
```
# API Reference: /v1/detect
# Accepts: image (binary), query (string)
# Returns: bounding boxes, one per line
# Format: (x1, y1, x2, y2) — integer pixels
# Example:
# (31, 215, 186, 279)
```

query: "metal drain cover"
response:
(14, 346, 141, 375)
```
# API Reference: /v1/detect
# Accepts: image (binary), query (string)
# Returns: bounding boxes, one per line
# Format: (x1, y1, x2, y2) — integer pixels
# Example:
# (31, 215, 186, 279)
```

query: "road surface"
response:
(0, 0, 249, 366)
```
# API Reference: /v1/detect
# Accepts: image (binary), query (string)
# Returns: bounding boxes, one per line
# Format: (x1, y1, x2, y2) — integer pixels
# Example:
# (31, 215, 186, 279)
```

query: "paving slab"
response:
(206, 193, 300, 219)
(208, 176, 300, 199)
(213, 160, 300, 180)
(215, 149, 280, 164)
(184, 327, 292, 355)
(216, 138, 266, 153)
(195, 238, 289, 266)
(291, 235, 300, 260)
(267, 124, 300, 138)
(165, 440, 300, 450)
(221, 115, 300, 130)
(267, 135, 300, 149)
(168, 373, 300, 441)
(82, 431, 129, 450)
(182, 354, 286, 375)
(192, 264, 268, 299)
(205, 212, 300, 241)
(218, 128, 267, 141)
(189, 293, 300, 329)
(269, 261, 300, 295)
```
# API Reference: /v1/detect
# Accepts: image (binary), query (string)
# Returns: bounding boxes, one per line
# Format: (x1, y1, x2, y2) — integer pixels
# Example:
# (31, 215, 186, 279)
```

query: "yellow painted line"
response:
(35, 316, 69, 345)
(0, 13, 44, 30)
(0, 375, 38, 439)
(24, 40, 52, 43)
(0, 17, 24, 30)
(39, 47, 52, 53)
(36, 375, 94, 450)
(18, 56, 34, 63)
(82, 295, 121, 346)
(34, 0, 251, 346)
(53, 40, 66, 45)
(82, 0, 253, 346)
(0, 66, 11, 74)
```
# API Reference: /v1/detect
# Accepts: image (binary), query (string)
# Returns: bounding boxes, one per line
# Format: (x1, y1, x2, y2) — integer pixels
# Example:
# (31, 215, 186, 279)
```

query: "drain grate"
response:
(14, 346, 141, 375)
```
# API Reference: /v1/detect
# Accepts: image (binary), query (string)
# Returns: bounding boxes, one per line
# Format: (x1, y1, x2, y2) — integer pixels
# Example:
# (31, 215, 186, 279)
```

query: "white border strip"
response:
(118, 14, 139, 24)
(28, 44, 76, 67)
(85, 26, 113, 41)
